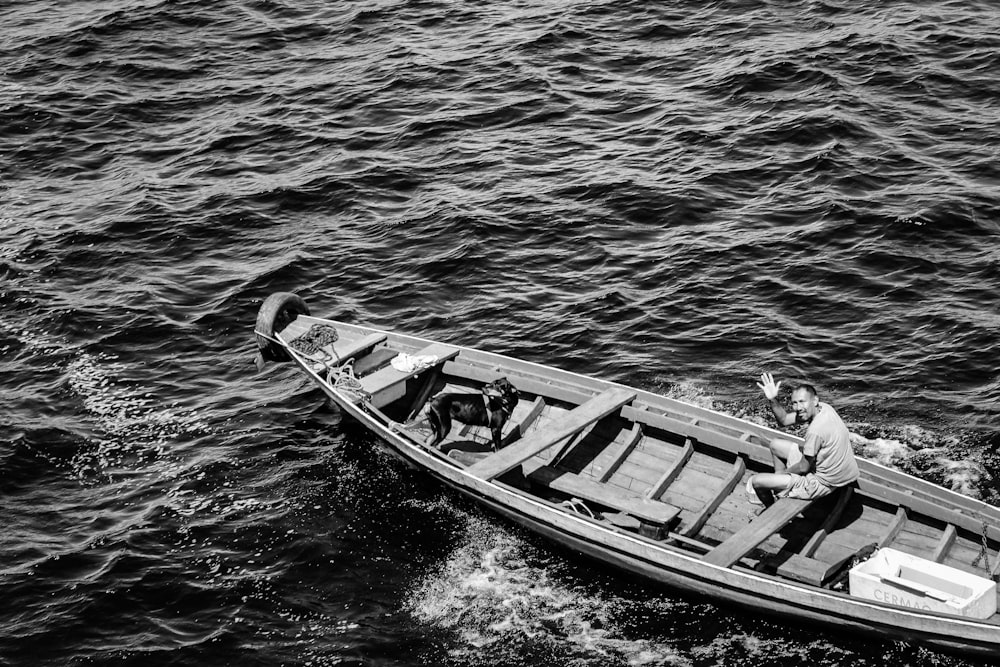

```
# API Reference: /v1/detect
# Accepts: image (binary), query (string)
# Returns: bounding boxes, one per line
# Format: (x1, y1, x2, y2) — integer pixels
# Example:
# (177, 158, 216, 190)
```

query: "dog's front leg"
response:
(490, 426, 503, 452)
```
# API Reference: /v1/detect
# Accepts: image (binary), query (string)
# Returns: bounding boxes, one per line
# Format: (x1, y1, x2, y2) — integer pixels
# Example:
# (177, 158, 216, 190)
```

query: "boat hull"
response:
(261, 308, 1000, 658)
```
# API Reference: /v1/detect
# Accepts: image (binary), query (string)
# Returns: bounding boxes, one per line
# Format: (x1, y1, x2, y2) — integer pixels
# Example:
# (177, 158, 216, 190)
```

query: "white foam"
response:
(935, 457, 983, 498)
(405, 507, 690, 665)
(849, 433, 914, 466)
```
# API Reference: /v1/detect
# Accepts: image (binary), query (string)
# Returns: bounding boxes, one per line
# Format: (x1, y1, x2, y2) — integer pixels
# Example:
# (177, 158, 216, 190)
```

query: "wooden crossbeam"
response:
(466, 388, 636, 481)
(878, 506, 908, 549)
(703, 496, 815, 568)
(682, 456, 746, 538)
(646, 437, 694, 501)
(932, 523, 957, 563)
(501, 396, 546, 447)
(596, 423, 644, 482)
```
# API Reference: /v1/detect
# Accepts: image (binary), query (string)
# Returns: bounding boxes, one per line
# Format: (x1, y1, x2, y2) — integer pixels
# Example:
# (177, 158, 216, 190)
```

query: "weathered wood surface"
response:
(526, 465, 680, 526)
(646, 437, 694, 500)
(703, 497, 815, 568)
(682, 456, 747, 538)
(466, 388, 637, 481)
(357, 343, 460, 399)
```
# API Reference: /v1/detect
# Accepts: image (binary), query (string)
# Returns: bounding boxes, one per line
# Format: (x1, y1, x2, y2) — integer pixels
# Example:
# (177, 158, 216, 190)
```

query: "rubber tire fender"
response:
(255, 292, 310, 362)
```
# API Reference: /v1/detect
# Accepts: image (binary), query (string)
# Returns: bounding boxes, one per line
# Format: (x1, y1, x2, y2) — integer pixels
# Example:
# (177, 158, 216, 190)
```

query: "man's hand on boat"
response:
(756, 372, 782, 400)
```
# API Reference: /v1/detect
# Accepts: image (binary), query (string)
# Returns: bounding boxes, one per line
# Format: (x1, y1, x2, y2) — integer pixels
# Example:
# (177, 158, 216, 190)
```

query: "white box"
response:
(849, 547, 997, 619)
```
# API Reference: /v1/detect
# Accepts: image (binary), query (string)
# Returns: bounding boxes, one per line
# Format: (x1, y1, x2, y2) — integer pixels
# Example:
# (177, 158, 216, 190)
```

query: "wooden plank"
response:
(358, 343, 460, 404)
(682, 456, 746, 538)
(527, 466, 680, 526)
(776, 554, 843, 586)
(878, 507, 909, 549)
(466, 388, 637, 481)
(501, 397, 546, 447)
(703, 496, 815, 568)
(547, 424, 595, 468)
(932, 523, 958, 563)
(277, 317, 310, 340)
(443, 360, 590, 405)
(646, 437, 694, 501)
(621, 405, 770, 465)
(597, 423, 644, 482)
(800, 485, 854, 558)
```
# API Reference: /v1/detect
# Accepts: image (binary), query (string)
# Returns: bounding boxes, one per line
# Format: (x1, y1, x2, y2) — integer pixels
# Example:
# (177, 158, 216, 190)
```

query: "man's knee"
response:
(752, 472, 792, 491)
(770, 438, 800, 459)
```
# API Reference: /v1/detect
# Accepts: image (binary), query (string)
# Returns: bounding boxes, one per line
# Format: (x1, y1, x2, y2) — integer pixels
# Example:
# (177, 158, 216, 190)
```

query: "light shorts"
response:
(782, 473, 834, 500)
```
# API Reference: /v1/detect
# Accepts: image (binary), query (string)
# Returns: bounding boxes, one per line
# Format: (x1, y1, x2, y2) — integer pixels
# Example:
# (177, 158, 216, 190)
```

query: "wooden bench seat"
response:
(774, 546, 860, 585)
(299, 332, 388, 371)
(466, 387, 637, 481)
(528, 465, 680, 538)
(702, 497, 815, 568)
(356, 343, 460, 408)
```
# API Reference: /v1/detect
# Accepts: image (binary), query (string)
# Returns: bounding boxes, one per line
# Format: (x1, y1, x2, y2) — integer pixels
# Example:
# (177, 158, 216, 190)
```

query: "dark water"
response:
(2, 0, 1000, 665)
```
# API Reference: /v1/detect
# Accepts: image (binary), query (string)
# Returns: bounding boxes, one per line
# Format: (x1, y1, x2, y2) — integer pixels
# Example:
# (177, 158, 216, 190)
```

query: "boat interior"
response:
(280, 316, 1000, 616)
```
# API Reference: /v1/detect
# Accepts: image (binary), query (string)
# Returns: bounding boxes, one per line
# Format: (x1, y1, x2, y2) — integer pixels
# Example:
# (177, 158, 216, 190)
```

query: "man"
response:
(748, 372, 859, 507)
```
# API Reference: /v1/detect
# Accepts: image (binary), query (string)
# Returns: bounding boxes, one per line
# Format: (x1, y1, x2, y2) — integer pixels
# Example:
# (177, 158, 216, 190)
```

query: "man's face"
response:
(790, 388, 819, 422)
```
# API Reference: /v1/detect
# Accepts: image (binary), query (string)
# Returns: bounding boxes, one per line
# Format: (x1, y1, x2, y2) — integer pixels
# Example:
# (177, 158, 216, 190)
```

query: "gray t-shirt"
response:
(802, 402, 859, 487)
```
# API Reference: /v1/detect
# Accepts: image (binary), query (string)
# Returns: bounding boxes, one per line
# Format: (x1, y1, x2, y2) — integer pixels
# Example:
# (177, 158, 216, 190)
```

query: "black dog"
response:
(426, 377, 519, 451)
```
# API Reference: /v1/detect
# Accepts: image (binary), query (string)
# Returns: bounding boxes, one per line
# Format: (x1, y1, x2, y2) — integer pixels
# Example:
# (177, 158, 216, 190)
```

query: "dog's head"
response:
(483, 377, 519, 411)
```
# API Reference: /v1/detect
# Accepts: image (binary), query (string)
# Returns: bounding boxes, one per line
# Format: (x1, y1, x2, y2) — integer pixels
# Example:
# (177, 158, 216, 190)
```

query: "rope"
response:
(326, 359, 370, 401)
(288, 324, 339, 355)
(972, 519, 992, 574)
(558, 497, 598, 519)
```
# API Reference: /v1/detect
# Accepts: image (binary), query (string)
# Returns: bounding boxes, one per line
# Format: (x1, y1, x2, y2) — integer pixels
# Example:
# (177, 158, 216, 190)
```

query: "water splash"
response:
(405, 505, 689, 666)
(847, 422, 994, 500)
(660, 381, 717, 411)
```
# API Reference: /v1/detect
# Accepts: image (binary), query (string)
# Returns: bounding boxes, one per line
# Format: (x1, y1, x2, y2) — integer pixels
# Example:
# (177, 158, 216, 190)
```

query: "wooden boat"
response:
(254, 292, 1000, 658)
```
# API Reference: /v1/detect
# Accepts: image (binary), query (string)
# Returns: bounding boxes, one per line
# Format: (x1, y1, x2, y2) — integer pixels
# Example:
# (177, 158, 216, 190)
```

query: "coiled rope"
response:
(288, 324, 339, 355)
(326, 359, 370, 401)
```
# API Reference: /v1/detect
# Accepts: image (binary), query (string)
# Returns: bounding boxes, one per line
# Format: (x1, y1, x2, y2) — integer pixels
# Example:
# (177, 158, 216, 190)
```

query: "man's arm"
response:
(757, 372, 797, 427)
(790, 431, 820, 475)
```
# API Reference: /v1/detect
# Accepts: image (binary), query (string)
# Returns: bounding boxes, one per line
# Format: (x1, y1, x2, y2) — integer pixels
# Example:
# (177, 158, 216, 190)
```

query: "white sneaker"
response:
(746, 477, 763, 505)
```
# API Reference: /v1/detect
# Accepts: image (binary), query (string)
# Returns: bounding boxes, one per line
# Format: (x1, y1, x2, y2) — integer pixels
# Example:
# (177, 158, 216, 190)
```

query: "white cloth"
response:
(390, 353, 438, 373)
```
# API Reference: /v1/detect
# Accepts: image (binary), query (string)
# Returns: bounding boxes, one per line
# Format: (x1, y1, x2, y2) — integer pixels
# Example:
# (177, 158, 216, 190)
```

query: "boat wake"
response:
(405, 504, 690, 667)
(701, 382, 999, 505)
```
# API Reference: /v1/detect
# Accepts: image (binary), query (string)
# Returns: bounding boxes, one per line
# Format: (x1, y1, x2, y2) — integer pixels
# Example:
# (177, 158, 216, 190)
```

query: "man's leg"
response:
(750, 472, 793, 507)
(768, 437, 802, 474)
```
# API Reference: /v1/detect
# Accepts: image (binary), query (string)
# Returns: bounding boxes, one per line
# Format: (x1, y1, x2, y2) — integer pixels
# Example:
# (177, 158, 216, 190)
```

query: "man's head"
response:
(790, 384, 820, 422)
